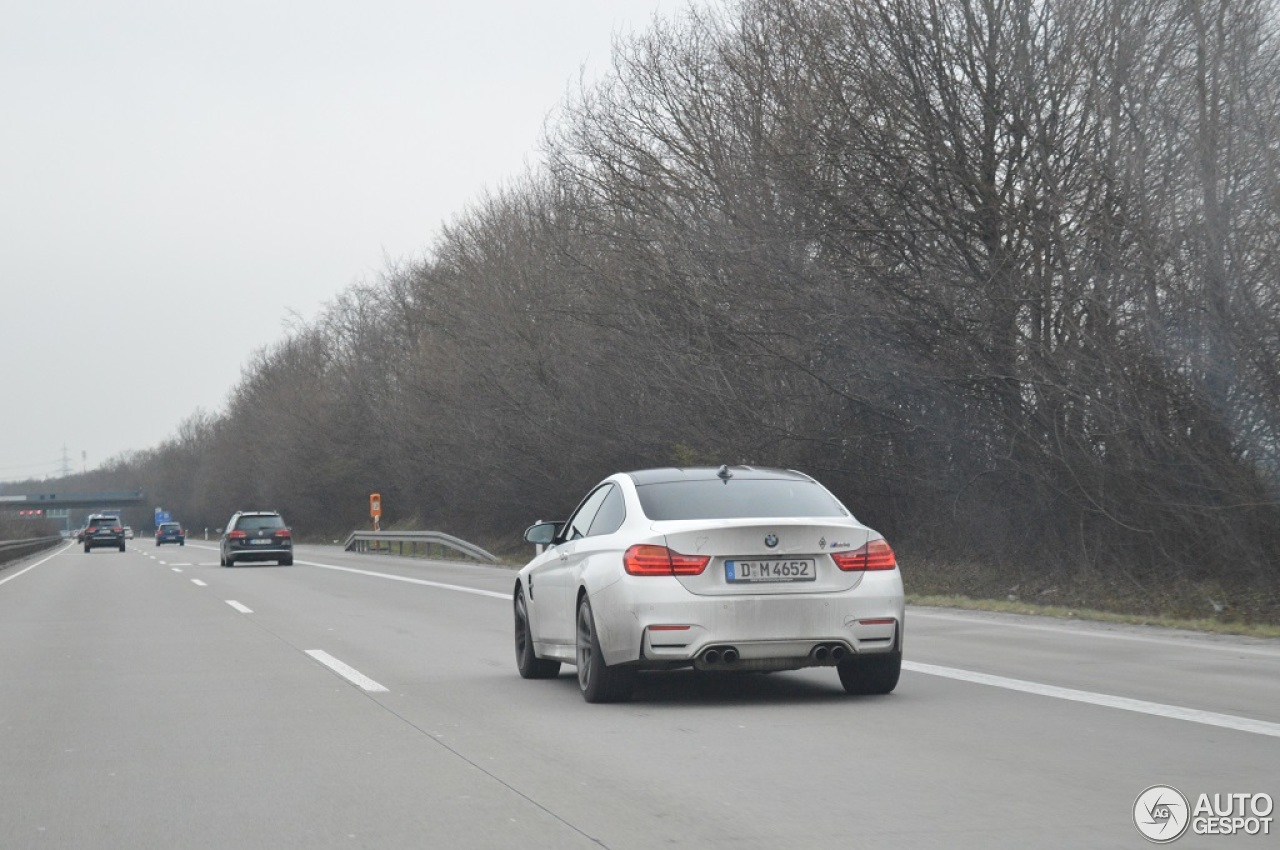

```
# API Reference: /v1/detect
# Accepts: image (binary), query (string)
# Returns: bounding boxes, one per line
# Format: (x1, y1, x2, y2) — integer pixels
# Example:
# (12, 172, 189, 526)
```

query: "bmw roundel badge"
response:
(764, 534, 779, 548)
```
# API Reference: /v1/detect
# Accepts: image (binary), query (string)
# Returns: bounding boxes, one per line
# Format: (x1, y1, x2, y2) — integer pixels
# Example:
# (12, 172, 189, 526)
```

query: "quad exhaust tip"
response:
(810, 643, 849, 664)
(699, 646, 739, 665)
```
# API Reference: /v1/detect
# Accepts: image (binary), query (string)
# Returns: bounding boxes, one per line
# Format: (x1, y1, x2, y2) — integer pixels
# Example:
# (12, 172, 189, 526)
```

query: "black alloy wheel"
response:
(575, 596, 636, 703)
(514, 587, 560, 679)
(837, 650, 902, 695)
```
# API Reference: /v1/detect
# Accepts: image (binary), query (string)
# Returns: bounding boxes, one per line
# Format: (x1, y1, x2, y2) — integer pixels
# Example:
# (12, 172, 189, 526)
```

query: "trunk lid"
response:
(654, 518, 876, 596)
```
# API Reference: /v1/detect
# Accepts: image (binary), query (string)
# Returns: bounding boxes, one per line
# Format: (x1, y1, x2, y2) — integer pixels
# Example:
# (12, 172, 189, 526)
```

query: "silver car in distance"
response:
(513, 466, 905, 703)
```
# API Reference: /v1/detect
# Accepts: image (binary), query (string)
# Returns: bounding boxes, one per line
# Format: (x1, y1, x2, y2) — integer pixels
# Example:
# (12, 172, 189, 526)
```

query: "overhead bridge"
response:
(0, 491, 146, 514)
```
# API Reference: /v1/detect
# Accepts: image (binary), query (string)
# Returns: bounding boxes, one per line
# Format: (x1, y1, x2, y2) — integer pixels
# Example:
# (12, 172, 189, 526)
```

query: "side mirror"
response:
(523, 521, 562, 546)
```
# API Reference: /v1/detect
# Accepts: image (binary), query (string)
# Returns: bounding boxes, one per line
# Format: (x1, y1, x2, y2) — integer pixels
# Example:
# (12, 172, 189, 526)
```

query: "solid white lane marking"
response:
(226, 600, 253, 614)
(909, 609, 1280, 658)
(305, 650, 388, 692)
(0, 542, 72, 587)
(904, 661, 1280, 739)
(191, 579, 207, 587)
(181, 546, 1280, 737)
(299, 560, 508, 599)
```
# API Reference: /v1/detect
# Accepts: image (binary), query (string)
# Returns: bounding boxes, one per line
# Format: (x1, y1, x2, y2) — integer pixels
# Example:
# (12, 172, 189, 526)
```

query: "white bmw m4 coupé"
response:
(513, 466, 905, 702)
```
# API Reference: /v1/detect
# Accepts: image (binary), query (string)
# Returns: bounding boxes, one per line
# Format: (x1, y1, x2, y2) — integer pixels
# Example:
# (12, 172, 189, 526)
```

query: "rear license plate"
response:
(250, 538, 272, 545)
(725, 559, 816, 582)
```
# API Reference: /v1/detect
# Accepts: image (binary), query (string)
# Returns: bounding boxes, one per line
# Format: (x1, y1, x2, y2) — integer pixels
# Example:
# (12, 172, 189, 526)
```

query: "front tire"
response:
(514, 587, 560, 679)
(576, 596, 635, 703)
(837, 650, 902, 695)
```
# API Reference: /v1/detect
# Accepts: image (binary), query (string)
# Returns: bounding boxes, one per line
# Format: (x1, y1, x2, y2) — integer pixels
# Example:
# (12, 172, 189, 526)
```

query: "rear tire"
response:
(576, 596, 635, 703)
(119, 543, 126, 552)
(83, 545, 90, 554)
(837, 650, 902, 695)
(514, 587, 560, 679)
(224, 554, 235, 568)
(279, 557, 293, 566)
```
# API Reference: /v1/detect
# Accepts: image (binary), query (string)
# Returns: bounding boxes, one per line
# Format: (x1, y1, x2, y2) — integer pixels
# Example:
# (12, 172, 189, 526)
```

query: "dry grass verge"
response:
(907, 593, 1280, 639)
(903, 554, 1280, 638)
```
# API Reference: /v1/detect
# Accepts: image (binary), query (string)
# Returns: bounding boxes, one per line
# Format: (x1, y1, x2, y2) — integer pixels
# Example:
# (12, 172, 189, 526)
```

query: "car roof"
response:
(623, 466, 815, 485)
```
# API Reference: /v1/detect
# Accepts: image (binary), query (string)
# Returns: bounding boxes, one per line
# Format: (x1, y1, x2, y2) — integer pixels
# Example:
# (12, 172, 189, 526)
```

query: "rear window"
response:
(160, 523, 181, 531)
(635, 479, 850, 520)
(237, 515, 285, 531)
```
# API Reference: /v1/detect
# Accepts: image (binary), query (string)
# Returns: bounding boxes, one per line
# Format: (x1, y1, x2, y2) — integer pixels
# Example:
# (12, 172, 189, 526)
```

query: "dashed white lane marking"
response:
(226, 600, 253, 614)
(300, 560, 508, 600)
(171, 568, 183, 573)
(305, 650, 388, 692)
(904, 661, 1280, 739)
(191, 579, 207, 587)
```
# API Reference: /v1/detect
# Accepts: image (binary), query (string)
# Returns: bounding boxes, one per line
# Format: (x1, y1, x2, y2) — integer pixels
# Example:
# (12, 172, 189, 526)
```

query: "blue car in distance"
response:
(155, 522, 185, 547)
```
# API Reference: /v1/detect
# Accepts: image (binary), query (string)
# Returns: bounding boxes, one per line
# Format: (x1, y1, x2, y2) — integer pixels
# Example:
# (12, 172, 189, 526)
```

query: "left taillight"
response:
(832, 539, 897, 571)
(624, 545, 709, 576)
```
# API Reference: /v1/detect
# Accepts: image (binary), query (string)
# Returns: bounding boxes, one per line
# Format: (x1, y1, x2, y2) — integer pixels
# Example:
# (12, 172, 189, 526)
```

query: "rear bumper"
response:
(590, 570, 905, 668)
(85, 536, 124, 549)
(227, 546, 291, 561)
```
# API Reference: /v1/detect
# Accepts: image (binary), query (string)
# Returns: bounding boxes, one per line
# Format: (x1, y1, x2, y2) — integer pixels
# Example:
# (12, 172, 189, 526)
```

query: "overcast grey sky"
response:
(0, 0, 700, 483)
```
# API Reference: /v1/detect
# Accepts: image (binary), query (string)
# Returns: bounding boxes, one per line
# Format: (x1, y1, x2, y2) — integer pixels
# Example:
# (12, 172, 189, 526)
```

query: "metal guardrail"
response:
(0, 536, 64, 566)
(342, 531, 498, 565)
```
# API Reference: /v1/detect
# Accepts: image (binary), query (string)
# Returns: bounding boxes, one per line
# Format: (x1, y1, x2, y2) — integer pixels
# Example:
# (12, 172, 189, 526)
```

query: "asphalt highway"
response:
(1, 541, 1276, 849)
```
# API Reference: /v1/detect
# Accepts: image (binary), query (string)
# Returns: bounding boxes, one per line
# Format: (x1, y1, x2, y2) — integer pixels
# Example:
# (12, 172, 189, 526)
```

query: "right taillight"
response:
(832, 539, 897, 571)
(624, 545, 710, 576)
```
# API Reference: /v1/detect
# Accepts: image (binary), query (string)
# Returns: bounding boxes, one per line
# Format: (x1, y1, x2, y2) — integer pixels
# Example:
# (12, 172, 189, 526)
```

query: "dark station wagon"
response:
(220, 511, 293, 567)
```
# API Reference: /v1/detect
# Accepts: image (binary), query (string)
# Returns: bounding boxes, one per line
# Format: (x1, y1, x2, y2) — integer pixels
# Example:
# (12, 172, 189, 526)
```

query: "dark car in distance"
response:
(155, 522, 185, 546)
(83, 514, 126, 553)
(220, 511, 293, 567)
